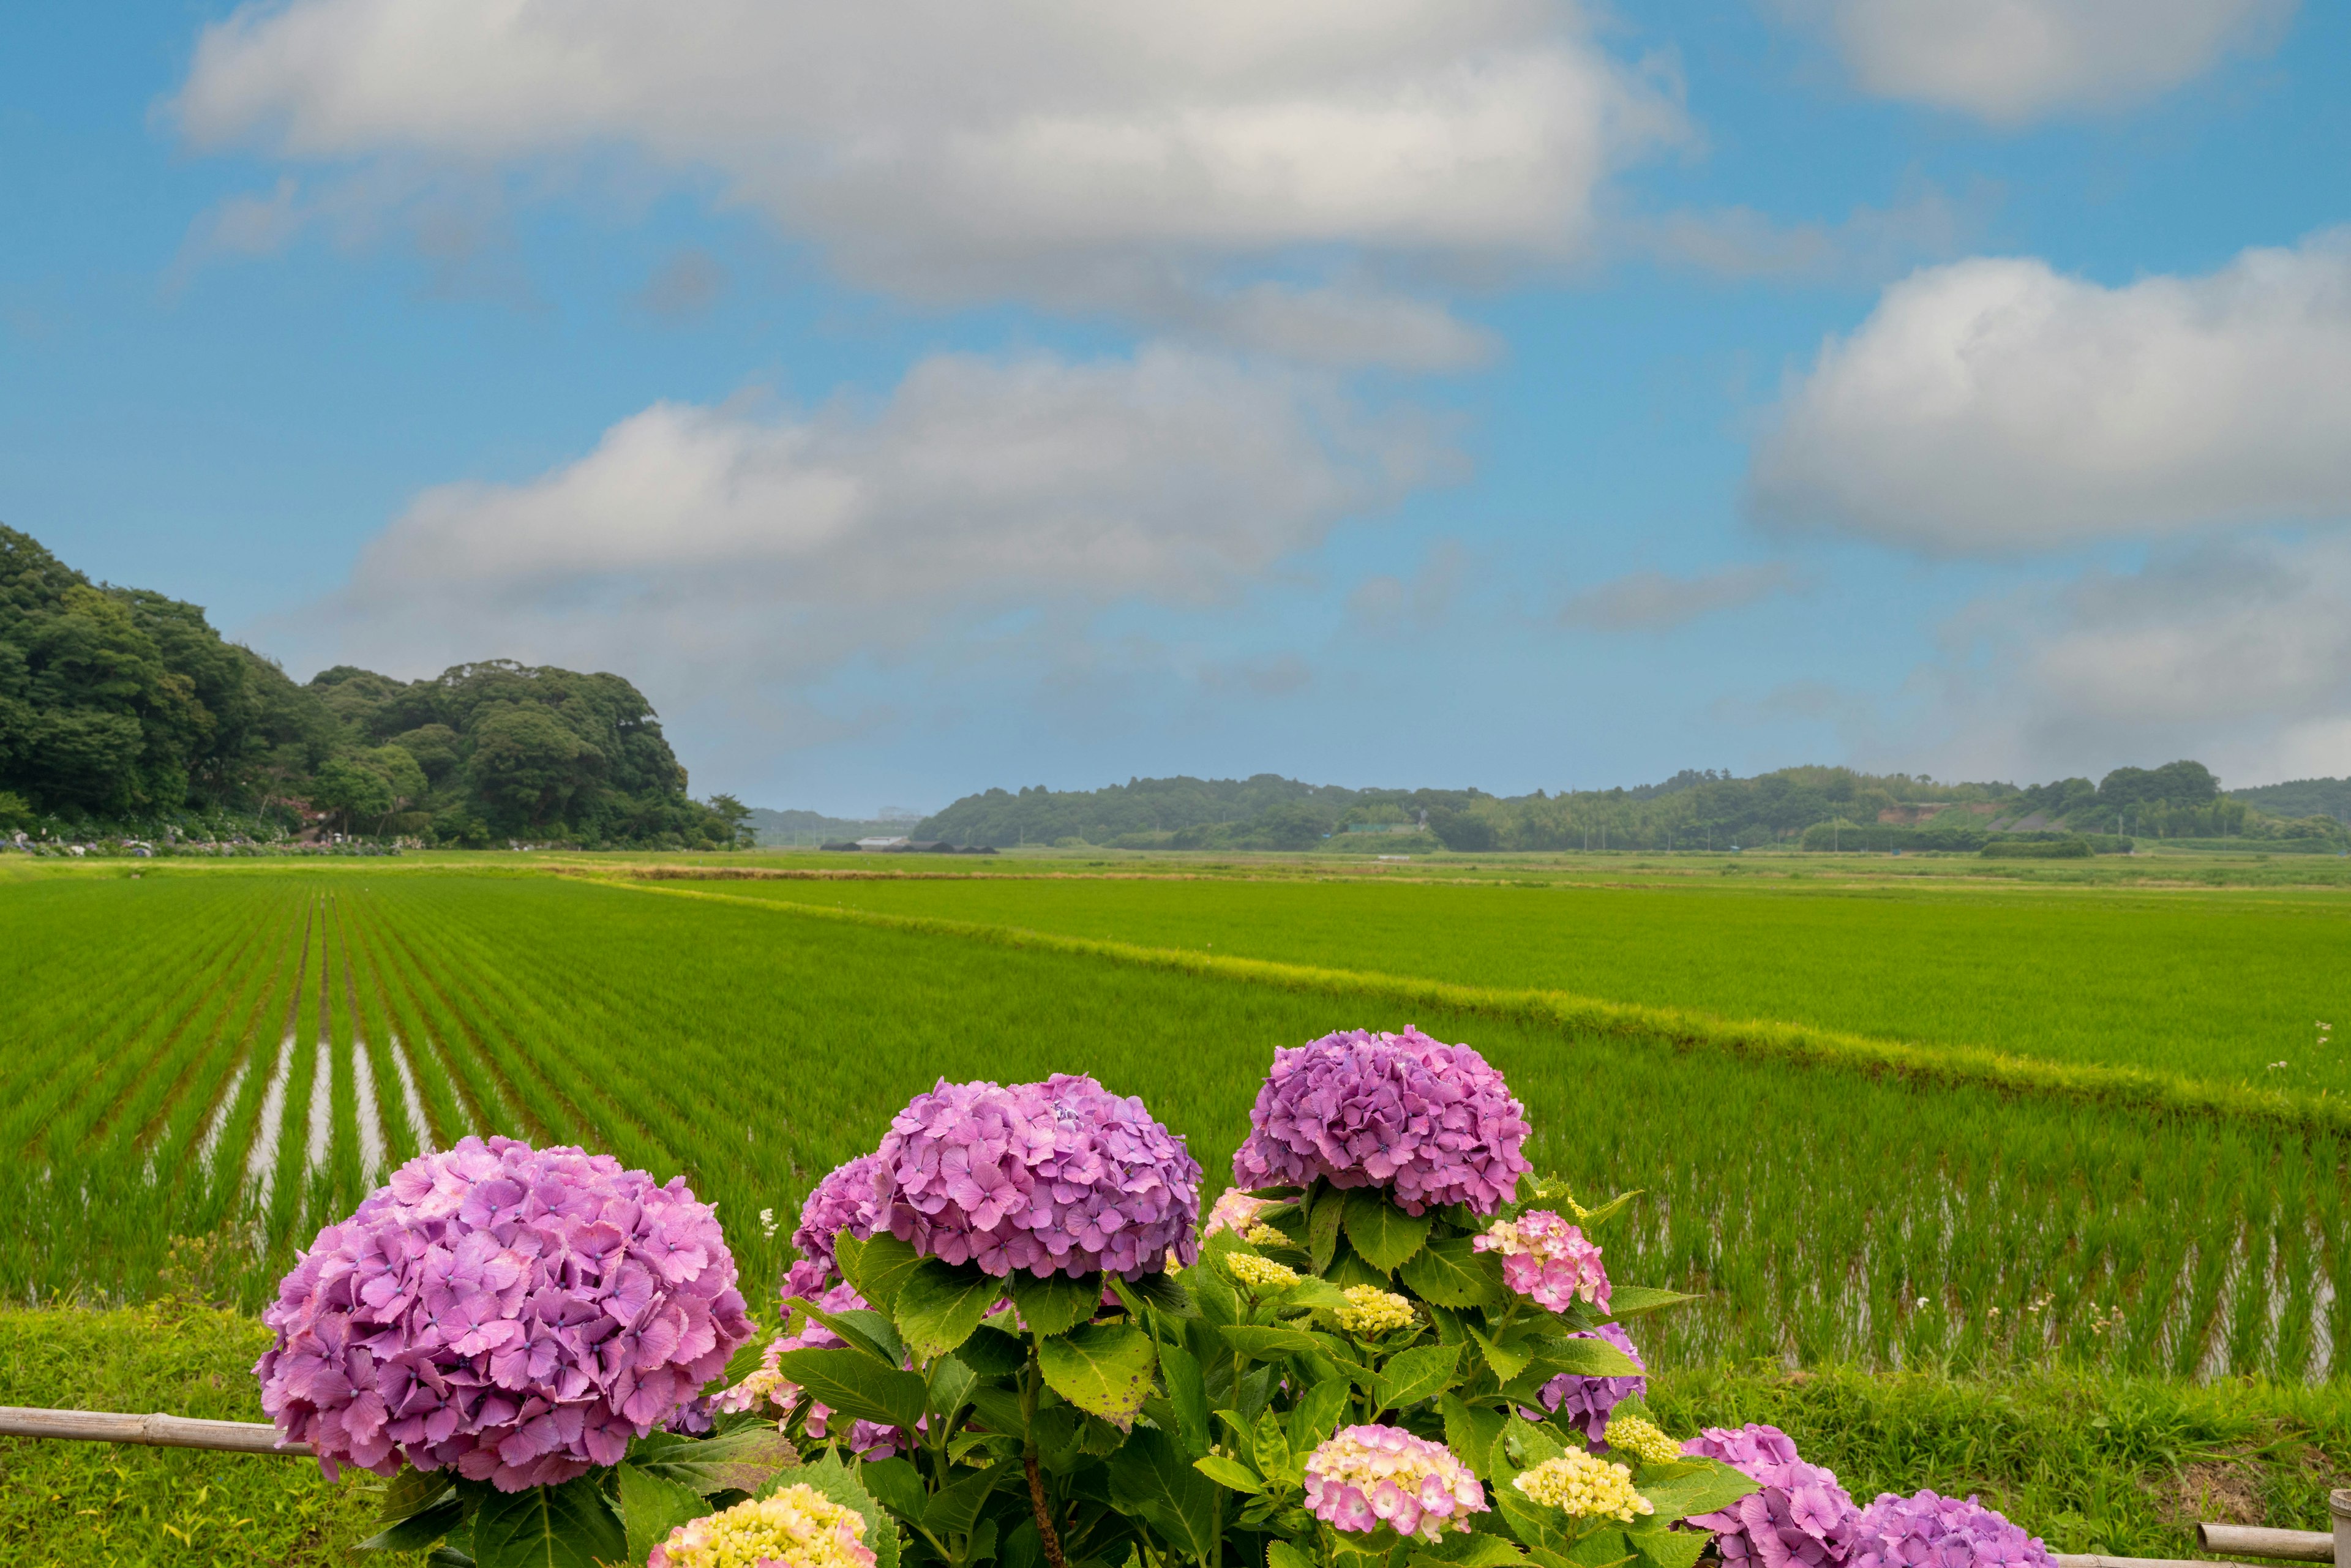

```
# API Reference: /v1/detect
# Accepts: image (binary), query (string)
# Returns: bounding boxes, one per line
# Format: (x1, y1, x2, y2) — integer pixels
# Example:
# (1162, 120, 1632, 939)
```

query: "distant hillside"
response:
(2229, 777, 2351, 822)
(746, 807, 907, 846)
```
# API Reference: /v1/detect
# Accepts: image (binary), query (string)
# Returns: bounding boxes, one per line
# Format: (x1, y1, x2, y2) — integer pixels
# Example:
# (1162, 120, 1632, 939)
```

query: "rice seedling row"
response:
(1, 869, 2341, 1386)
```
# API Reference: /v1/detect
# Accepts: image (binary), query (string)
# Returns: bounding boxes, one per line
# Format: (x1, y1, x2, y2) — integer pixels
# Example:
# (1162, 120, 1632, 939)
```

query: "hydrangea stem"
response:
(1022, 1350, 1068, 1568)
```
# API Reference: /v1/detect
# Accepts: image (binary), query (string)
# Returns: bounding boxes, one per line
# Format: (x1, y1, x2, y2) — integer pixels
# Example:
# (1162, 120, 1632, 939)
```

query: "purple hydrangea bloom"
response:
(1683, 1424, 1860, 1568)
(791, 1153, 885, 1282)
(1231, 1026, 1531, 1215)
(1850, 1491, 2054, 1568)
(1535, 1322, 1648, 1442)
(255, 1136, 754, 1492)
(872, 1073, 1201, 1278)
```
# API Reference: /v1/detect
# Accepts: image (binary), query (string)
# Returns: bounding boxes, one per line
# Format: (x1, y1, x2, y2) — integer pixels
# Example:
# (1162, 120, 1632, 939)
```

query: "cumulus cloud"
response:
(1887, 536, 2351, 786)
(1559, 562, 1796, 630)
(283, 344, 1449, 699)
(173, 0, 1683, 353)
(1792, 0, 2294, 124)
(1750, 230, 2351, 553)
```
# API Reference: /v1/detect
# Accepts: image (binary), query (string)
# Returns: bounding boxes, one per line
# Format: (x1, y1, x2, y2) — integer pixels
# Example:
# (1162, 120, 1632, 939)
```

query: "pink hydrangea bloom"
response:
(872, 1073, 1201, 1279)
(1231, 1027, 1529, 1216)
(1683, 1424, 1860, 1568)
(1534, 1322, 1648, 1441)
(1849, 1491, 2053, 1568)
(255, 1136, 753, 1492)
(1305, 1424, 1488, 1544)
(1202, 1188, 1272, 1239)
(714, 1279, 912, 1459)
(790, 1153, 885, 1284)
(1474, 1210, 1610, 1312)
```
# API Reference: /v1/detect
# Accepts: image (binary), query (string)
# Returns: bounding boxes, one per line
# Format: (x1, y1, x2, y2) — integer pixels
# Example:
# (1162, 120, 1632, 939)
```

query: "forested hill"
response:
(0, 526, 744, 848)
(919, 760, 2347, 852)
(2227, 776, 2351, 822)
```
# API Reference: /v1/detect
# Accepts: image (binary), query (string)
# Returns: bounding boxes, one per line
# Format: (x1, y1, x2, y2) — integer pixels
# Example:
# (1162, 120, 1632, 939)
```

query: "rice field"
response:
(1, 864, 2344, 1386)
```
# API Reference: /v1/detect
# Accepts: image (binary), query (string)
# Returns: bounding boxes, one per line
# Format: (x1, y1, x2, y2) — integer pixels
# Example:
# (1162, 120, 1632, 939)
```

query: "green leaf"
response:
(1288, 1375, 1352, 1453)
(359, 1467, 465, 1551)
(896, 1258, 1005, 1359)
(846, 1233, 926, 1313)
(1343, 1190, 1434, 1274)
(1011, 1270, 1104, 1337)
(1572, 1192, 1638, 1231)
(1633, 1459, 1757, 1523)
(1283, 1276, 1357, 1315)
(618, 1463, 711, 1566)
(1439, 1397, 1505, 1481)
(788, 1299, 908, 1367)
(1269, 1541, 1318, 1568)
(1309, 1187, 1346, 1273)
(928, 1352, 982, 1419)
(1503, 1415, 1566, 1469)
(1125, 1270, 1196, 1318)
(859, 1457, 930, 1521)
(1106, 1426, 1223, 1559)
(1184, 1263, 1241, 1327)
(1597, 1286, 1701, 1322)
(1372, 1343, 1459, 1411)
(792, 1450, 901, 1568)
(1398, 1238, 1505, 1308)
(1220, 1324, 1325, 1360)
(1563, 1529, 1637, 1568)
(468, 1475, 626, 1568)
(956, 1324, 1029, 1376)
(966, 1384, 1030, 1439)
(1469, 1324, 1532, 1382)
(1158, 1338, 1212, 1459)
(1193, 1455, 1265, 1494)
(627, 1427, 799, 1495)
(1037, 1321, 1158, 1425)
(773, 1345, 929, 1431)
(1414, 1535, 1529, 1567)
(1528, 1337, 1641, 1379)
(1629, 1526, 1708, 1568)
(922, 1460, 1013, 1540)
(1328, 1250, 1394, 1290)
(1250, 1406, 1294, 1485)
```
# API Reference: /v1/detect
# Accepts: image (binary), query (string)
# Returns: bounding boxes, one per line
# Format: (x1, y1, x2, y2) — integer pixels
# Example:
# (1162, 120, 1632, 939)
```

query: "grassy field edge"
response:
(607, 877, 2351, 1135)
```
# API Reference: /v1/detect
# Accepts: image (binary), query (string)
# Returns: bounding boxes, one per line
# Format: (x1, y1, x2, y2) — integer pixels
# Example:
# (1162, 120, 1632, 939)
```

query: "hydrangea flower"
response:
(1849, 1491, 2055, 1568)
(792, 1153, 885, 1281)
(1514, 1450, 1654, 1523)
(1535, 1323, 1648, 1442)
(1225, 1253, 1300, 1291)
(1304, 1424, 1488, 1544)
(1334, 1285, 1416, 1336)
(1203, 1189, 1271, 1239)
(1683, 1424, 1859, 1568)
(1475, 1210, 1610, 1313)
(255, 1137, 753, 1492)
(714, 1280, 909, 1460)
(1602, 1414, 1684, 1467)
(874, 1074, 1201, 1279)
(1232, 1027, 1531, 1216)
(648, 1482, 877, 1568)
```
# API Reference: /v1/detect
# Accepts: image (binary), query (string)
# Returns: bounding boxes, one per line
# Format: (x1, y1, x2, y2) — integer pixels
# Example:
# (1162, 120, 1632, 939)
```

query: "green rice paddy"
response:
(1, 861, 2342, 1384)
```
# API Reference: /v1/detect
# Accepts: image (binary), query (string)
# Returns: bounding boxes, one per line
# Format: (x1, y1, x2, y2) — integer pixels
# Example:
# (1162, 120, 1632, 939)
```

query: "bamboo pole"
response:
(2197, 1526, 2334, 1562)
(0, 1406, 309, 1457)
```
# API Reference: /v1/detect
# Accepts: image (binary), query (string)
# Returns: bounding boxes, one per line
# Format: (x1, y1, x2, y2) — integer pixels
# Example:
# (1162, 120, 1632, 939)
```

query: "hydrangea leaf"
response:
(921, 1458, 1013, 1539)
(1469, 1324, 1534, 1382)
(1562, 1529, 1637, 1568)
(1344, 1190, 1435, 1274)
(787, 1298, 906, 1367)
(859, 1456, 929, 1522)
(1038, 1321, 1158, 1425)
(1308, 1187, 1346, 1273)
(1287, 1374, 1352, 1453)
(1194, 1454, 1267, 1493)
(617, 1462, 710, 1566)
(626, 1426, 798, 1495)
(1282, 1277, 1356, 1314)
(1124, 1269, 1198, 1319)
(1528, 1337, 1641, 1379)
(1183, 1262, 1242, 1327)
(1220, 1324, 1325, 1360)
(1632, 1459, 1757, 1523)
(1011, 1270, 1103, 1338)
(847, 1234, 926, 1315)
(1269, 1540, 1318, 1568)
(1597, 1287, 1702, 1322)
(1251, 1406, 1294, 1484)
(1630, 1526, 1708, 1568)
(790, 1449, 902, 1568)
(895, 1258, 1003, 1359)
(1371, 1342, 1460, 1411)
(1439, 1395, 1507, 1482)
(927, 1351, 981, 1418)
(1159, 1338, 1213, 1458)
(773, 1345, 930, 1431)
(1400, 1239, 1507, 1308)
(468, 1473, 626, 1568)
(1328, 1249, 1395, 1290)
(1414, 1534, 1529, 1567)
(358, 1467, 465, 1550)
(956, 1324, 1028, 1377)
(1106, 1426, 1223, 1558)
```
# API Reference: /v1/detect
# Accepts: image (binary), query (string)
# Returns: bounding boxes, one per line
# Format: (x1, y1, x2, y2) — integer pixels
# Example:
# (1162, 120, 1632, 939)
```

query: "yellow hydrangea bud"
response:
(1513, 1450, 1654, 1524)
(1226, 1252, 1301, 1290)
(1602, 1415, 1683, 1467)
(1334, 1285, 1416, 1335)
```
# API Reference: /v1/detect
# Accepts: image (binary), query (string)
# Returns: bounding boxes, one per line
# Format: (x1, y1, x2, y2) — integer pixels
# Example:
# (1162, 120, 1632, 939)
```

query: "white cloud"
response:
(285, 344, 1449, 697)
(1888, 536, 2351, 786)
(1559, 562, 1796, 630)
(1794, 0, 2294, 124)
(173, 0, 1682, 352)
(1750, 231, 2351, 553)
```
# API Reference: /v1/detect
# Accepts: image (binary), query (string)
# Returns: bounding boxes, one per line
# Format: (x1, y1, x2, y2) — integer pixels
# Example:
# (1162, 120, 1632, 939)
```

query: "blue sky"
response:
(4, 1, 2348, 815)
